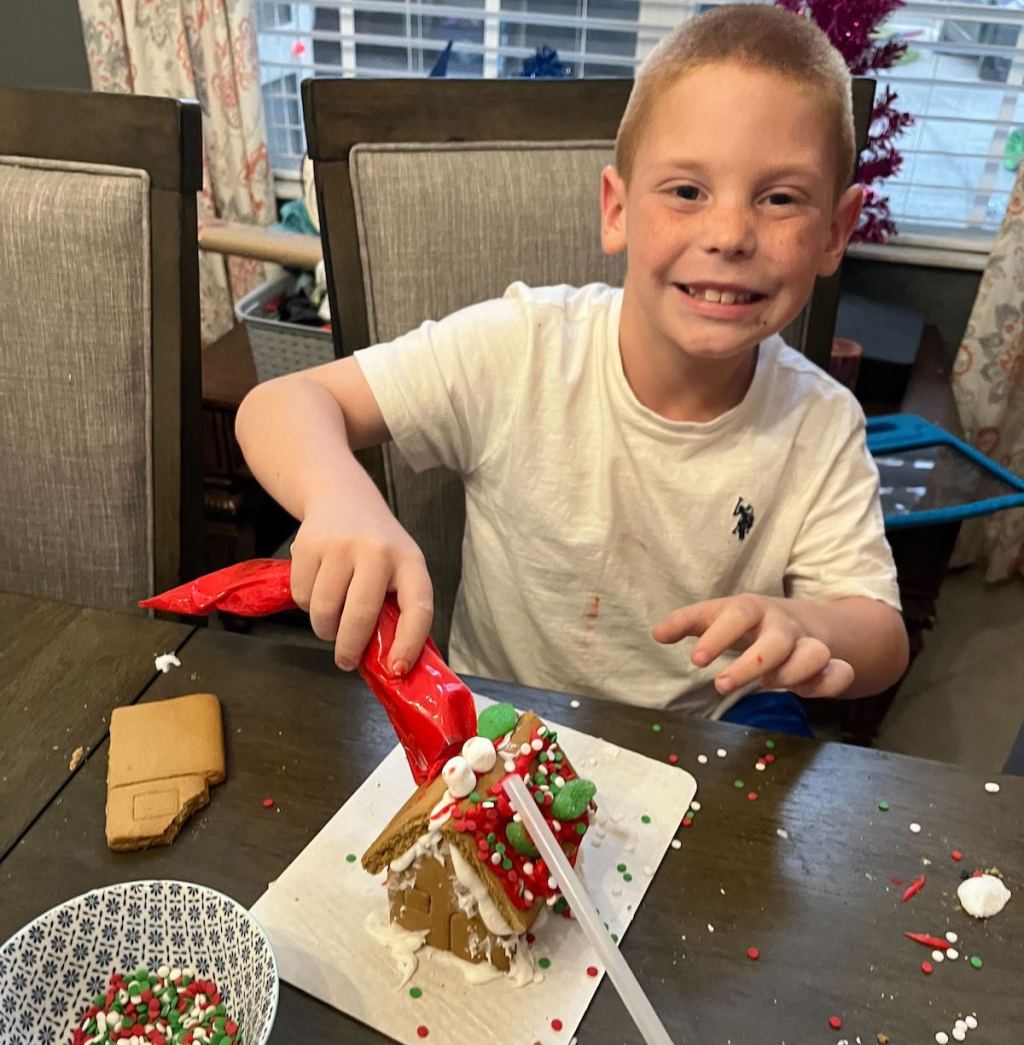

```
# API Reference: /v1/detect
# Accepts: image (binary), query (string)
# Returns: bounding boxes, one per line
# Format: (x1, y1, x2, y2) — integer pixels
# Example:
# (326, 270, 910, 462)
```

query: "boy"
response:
(236, 4, 908, 732)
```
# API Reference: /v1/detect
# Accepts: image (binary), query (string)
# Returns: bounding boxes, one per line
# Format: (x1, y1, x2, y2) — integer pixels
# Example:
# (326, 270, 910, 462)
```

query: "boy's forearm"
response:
(235, 376, 383, 521)
(771, 595, 909, 698)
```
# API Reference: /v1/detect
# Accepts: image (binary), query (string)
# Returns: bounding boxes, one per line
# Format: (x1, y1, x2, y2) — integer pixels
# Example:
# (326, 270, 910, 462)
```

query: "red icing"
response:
(451, 724, 593, 911)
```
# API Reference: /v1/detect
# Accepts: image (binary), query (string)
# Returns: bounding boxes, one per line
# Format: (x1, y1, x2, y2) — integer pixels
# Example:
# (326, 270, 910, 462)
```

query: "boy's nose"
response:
(700, 205, 756, 258)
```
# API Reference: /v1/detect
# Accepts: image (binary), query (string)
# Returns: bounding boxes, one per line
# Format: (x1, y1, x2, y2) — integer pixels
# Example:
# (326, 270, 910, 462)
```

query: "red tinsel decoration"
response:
(776, 0, 915, 243)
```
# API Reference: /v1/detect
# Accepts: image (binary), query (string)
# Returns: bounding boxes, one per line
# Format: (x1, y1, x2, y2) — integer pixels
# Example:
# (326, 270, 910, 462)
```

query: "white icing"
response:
(461, 736, 497, 774)
(154, 652, 180, 673)
(449, 843, 515, 936)
(957, 874, 1011, 918)
(389, 806, 450, 873)
(442, 756, 476, 798)
(364, 909, 428, 987)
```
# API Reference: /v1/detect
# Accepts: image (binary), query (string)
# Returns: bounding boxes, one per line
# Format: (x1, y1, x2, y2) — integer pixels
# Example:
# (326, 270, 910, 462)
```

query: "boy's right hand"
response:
(288, 495, 434, 676)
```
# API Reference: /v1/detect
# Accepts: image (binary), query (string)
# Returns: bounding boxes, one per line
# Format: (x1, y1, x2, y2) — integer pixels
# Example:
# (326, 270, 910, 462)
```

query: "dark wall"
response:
(842, 258, 983, 368)
(1, 1, 91, 91)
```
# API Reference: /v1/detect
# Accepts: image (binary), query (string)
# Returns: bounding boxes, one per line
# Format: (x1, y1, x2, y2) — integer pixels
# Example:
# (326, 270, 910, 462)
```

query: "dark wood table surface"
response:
(0, 593, 193, 861)
(2, 618, 1021, 1043)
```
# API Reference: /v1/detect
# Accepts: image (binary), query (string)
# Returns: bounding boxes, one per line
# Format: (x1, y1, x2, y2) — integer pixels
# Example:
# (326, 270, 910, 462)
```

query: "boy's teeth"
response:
(685, 285, 752, 304)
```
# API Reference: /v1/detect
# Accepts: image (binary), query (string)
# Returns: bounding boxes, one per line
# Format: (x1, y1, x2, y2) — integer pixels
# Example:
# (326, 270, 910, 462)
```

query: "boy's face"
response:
(602, 63, 862, 367)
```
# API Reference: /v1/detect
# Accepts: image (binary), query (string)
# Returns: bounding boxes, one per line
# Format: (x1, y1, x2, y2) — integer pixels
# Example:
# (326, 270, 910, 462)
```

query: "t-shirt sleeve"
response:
(353, 292, 529, 476)
(785, 396, 901, 611)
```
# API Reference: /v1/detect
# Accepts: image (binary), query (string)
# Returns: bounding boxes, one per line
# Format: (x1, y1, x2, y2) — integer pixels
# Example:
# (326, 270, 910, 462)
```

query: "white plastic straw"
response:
(503, 774, 676, 1045)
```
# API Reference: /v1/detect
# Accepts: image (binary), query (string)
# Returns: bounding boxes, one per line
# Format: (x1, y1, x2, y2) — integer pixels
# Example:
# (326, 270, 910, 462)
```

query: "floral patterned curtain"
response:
(952, 172, 1024, 582)
(78, 0, 276, 344)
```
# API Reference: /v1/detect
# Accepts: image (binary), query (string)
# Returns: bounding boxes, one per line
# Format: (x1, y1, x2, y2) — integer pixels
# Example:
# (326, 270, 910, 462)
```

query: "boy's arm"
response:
(653, 593, 909, 699)
(235, 358, 433, 673)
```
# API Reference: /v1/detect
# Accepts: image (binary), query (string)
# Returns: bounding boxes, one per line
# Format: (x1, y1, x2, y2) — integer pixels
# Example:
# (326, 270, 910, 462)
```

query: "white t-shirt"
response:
(356, 282, 900, 717)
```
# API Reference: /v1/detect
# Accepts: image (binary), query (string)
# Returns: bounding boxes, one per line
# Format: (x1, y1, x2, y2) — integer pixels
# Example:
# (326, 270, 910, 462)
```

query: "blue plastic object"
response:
(866, 414, 1024, 529)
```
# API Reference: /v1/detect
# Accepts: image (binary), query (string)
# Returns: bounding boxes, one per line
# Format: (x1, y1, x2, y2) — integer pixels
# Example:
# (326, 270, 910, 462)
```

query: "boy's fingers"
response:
(689, 598, 763, 667)
(389, 568, 434, 675)
(756, 637, 831, 691)
(714, 629, 795, 693)
(288, 547, 322, 612)
(307, 556, 354, 642)
(791, 658, 854, 699)
(334, 566, 389, 670)
(652, 599, 725, 645)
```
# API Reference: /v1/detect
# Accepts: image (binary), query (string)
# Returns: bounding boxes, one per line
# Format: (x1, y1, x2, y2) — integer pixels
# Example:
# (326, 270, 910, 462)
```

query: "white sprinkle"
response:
(531, 738, 543, 751)
(755, 762, 766, 771)
(524, 890, 534, 903)
(491, 853, 501, 865)
(537, 726, 547, 736)
(965, 1016, 977, 1029)
(954, 1020, 967, 1033)
(154, 652, 181, 673)
(716, 748, 727, 758)
(512, 813, 521, 823)
(554, 775, 566, 788)
(520, 742, 532, 756)
(551, 820, 562, 832)
(947, 947, 959, 960)
(523, 862, 534, 875)
(690, 801, 701, 811)
(570, 699, 581, 709)
(671, 839, 682, 850)
(945, 931, 958, 943)
(922, 858, 932, 865)
(548, 876, 557, 890)
(776, 828, 789, 840)
(935, 1033, 949, 1045)
(984, 781, 1000, 794)
(931, 949, 945, 962)
(612, 883, 623, 896)
(707, 923, 715, 933)
(952, 1029, 966, 1042)
(546, 895, 558, 906)
(504, 760, 516, 772)
(910, 822, 922, 833)
(697, 754, 708, 764)
(644, 865, 654, 877)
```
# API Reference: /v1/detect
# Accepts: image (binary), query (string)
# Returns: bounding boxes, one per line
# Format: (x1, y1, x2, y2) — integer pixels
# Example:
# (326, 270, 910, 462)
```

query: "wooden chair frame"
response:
(0, 87, 205, 595)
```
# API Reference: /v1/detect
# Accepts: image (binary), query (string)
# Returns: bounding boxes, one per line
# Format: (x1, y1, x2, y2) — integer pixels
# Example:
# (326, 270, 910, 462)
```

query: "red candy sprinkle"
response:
(828, 1016, 842, 1030)
(763, 754, 775, 764)
(747, 792, 758, 801)
(262, 797, 274, 808)
(526, 932, 536, 944)
(921, 961, 934, 975)
(747, 947, 760, 961)
(901, 875, 926, 902)
(682, 817, 693, 828)
(586, 966, 599, 977)
(668, 753, 679, 764)
(551, 1019, 563, 1032)
(417, 1026, 430, 1038)
(951, 850, 963, 862)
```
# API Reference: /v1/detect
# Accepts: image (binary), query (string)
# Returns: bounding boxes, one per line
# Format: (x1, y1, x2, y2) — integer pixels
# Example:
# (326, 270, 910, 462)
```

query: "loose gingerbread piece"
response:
(105, 693, 225, 851)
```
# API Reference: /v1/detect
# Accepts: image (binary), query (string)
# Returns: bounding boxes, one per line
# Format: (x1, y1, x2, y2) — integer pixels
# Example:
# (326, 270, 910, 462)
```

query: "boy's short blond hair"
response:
(616, 4, 856, 202)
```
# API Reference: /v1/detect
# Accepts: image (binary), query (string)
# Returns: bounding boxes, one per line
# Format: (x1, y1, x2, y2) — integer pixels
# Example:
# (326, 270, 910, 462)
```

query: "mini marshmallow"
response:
(461, 735, 497, 774)
(442, 755, 476, 798)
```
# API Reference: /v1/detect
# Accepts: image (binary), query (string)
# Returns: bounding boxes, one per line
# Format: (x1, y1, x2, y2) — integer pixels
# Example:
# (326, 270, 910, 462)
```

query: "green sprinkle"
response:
(553, 897, 569, 914)
(878, 800, 890, 811)
(346, 853, 357, 862)
(641, 814, 652, 824)
(538, 957, 551, 969)
(534, 773, 546, 786)
(494, 842, 506, 853)
(469, 790, 481, 804)
(970, 956, 983, 969)
(765, 739, 776, 749)
(623, 872, 633, 882)
(652, 724, 662, 733)
(617, 863, 627, 873)
(487, 832, 497, 844)
(611, 933, 619, 943)
(502, 858, 513, 870)
(734, 779, 745, 789)
(535, 790, 545, 804)
(409, 986, 423, 998)
(576, 822, 587, 835)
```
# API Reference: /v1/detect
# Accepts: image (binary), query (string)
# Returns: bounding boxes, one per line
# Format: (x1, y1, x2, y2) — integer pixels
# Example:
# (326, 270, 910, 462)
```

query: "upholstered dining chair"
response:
(0, 88, 205, 612)
(302, 77, 875, 651)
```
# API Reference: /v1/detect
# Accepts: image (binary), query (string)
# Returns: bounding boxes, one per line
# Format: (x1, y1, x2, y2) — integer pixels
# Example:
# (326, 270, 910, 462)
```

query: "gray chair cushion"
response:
(0, 156, 153, 611)
(350, 141, 624, 650)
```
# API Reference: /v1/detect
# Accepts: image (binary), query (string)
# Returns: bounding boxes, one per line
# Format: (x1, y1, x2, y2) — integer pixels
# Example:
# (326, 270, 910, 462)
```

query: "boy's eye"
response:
(673, 185, 700, 201)
(765, 192, 795, 206)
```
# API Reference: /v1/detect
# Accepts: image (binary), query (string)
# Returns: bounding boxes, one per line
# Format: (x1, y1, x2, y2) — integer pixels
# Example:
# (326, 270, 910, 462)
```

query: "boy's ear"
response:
(600, 165, 628, 255)
(818, 184, 863, 277)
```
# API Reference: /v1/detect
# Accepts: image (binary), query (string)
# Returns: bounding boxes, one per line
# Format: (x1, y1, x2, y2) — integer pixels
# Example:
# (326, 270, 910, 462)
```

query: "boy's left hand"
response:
(652, 594, 855, 699)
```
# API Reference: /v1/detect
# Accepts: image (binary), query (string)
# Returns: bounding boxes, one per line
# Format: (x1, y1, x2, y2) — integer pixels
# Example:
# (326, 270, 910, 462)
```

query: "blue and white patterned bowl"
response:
(0, 880, 278, 1044)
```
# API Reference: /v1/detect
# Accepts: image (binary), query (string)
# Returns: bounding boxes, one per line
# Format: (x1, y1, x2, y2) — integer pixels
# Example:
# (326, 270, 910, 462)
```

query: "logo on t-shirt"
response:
(732, 497, 755, 541)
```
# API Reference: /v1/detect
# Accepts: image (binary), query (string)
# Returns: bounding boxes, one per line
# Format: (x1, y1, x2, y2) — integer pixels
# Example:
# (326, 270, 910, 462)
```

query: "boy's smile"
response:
(602, 62, 862, 419)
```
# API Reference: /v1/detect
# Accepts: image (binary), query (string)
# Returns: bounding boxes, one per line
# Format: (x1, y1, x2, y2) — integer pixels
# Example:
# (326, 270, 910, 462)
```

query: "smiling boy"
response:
(236, 4, 908, 732)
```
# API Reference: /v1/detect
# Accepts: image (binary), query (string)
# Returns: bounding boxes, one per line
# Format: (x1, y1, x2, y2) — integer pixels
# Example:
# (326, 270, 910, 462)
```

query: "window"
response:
(256, 0, 1024, 240)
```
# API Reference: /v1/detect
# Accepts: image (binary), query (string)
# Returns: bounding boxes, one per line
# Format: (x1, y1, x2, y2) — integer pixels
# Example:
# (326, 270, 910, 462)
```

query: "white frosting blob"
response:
(449, 843, 515, 936)
(957, 874, 1011, 918)
(442, 756, 476, 798)
(462, 736, 497, 774)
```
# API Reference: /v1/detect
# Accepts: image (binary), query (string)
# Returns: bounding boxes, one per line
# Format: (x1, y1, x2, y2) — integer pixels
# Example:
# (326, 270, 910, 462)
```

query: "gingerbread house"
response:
(362, 703, 596, 970)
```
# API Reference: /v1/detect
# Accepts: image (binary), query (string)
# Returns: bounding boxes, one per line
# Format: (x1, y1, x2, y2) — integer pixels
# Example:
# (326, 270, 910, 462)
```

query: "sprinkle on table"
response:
(682, 817, 693, 828)
(551, 1018, 564, 1032)
(828, 1015, 842, 1030)
(671, 839, 682, 850)
(733, 779, 744, 789)
(909, 822, 922, 833)
(951, 849, 963, 862)
(755, 761, 766, 772)
(764, 739, 776, 750)
(716, 748, 727, 758)
(538, 957, 551, 969)
(747, 792, 758, 801)
(984, 781, 1000, 794)
(762, 753, 776, 764)
(570, 699, 581, 709)
(668, 753, 679, 764)
(345, 853, 357, 863)
(901, 875, 926, 902)
(697, 754, 708, 764)
(586, 966, 599, 977)
(409, 986, 423, 998)
(746, 947, 760, 961)
(690, 801, 701, 811)
(417, 1025, 430, 1038)
(878, 800, 890, 811)
(641, 814, 652, 824)
(970, 955, 983, 969)
(921, 960, 934, 975)
(652, 723, 662, 733)
(262, 797, 275, 808)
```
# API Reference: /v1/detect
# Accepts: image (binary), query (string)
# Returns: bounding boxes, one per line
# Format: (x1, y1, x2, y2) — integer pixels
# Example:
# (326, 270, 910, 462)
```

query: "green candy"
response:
(476, 702, 518, 741)
(550, 778, 596, 820)
(506, 821, 540, 856)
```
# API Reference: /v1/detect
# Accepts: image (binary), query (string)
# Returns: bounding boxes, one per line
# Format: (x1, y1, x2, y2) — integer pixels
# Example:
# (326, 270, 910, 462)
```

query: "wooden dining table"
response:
(1, 594, 1021, 1043)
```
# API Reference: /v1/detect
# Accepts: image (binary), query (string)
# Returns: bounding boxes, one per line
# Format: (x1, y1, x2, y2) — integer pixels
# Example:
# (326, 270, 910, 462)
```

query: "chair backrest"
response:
(304, 77, 875, 650)
(0, 88, 204, 611)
